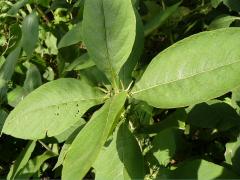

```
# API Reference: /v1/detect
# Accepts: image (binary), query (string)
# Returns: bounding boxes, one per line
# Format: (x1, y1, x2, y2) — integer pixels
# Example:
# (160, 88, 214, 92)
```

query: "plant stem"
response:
(38, 140, 54, 153)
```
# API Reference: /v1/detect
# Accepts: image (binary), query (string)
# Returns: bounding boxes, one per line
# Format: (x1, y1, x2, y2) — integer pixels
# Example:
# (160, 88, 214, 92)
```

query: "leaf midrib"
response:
(132, 59, 240, 94)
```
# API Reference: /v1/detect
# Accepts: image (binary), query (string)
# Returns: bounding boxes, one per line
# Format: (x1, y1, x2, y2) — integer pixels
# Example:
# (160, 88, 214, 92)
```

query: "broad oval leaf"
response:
(21, 11, 39, 57)
(132, 28, 240, 108)
(2, 78, 105, 139)
(62, 92, 127, 180)
(82, 0, 136, 81)
(94, 123, 144, 180)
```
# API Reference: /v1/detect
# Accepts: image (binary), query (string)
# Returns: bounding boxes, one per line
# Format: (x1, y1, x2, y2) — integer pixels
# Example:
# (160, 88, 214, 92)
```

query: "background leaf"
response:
(58, 23, 82, 49)
(7, 141, 36, 180)
(16, 151, 57, 179)
(208, 15, 240, 30)
(0, 47, 21, 103)
(144, 2, 181, 36)
(21, 11, 39, 57)
(159, 159, 239, 179)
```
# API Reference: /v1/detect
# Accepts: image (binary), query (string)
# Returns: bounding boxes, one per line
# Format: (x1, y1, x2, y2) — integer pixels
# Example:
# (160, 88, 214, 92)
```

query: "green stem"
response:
(38, 140, 56, 154)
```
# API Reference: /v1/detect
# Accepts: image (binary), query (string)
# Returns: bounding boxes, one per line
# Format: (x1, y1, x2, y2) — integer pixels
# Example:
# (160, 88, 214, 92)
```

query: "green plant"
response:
(1, 0, 240, 179)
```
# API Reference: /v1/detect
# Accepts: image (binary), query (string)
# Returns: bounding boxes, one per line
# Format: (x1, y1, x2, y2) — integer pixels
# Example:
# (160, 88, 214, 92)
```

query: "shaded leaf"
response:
(139, 109, 186, 134)
(7, 141, 36, 180)
(65, 53, 95, 72)
(225, 134, 240, 173)
(17, 151, 57, 179)
(151, 128, 185, 166)
(7, 0, 28, 15)
(58, 23, 82, 49)
(119, 9, 144, 87)
(188, 101, 240, 131)
(0, 46, 21, 103)
(159, 159, 239, 179)
(94, 123, 144, 180)
(0, 109, 8, 132)
(144, 2, 181, 36)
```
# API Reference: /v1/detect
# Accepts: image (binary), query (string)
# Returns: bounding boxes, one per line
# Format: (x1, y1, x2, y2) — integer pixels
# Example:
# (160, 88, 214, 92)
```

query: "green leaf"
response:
(132, 28, 240, 108)
(208, 15, 240, 30)
(58, 23, 82, 49)
(48, 118, 85, 143)
(21, 11, 39, 57)
(225, 135, 240, 173)
(53, 121, 85, 170)
(54, 143, 70, 170)
(17, 151, 57, 179)
(23, 62, 42, 92)
(211, 0, 223, 8)
(188, 101, 240, 131)
(0, 109, 8, 132)
(94, 123, 144, 180)
(62, 92, 127, 180)
(79, 66, 109, 86)
(223, 0, 240, 12)
(7, 0, 28, 15)
(82, 0, 136, 82)
(3, 78, 105, 140)
(0, 46, 21, 103)
(65, 53, 95, 72)
(159, 159, 239, 179)
(0, 56, 6, 68)
(151, 128, 185, 166)
(119, 9, 144, 87)
(7, 141, 36, 180)
(30, 0, 51, 7)
(144, 2, 181, 36)
(139, 109, 186, 134)
(7, 86, 28, 107)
